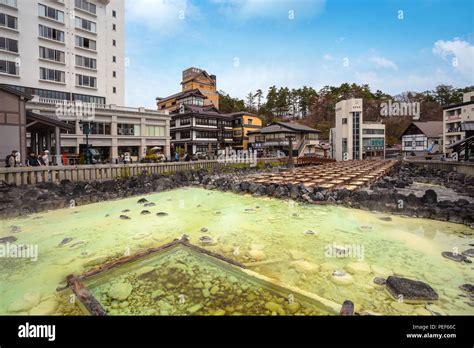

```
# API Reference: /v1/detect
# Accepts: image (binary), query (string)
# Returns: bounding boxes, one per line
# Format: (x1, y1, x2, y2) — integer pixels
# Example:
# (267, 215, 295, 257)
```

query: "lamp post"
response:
(285, 134, 296, 168)
(79, 120, 94, 164)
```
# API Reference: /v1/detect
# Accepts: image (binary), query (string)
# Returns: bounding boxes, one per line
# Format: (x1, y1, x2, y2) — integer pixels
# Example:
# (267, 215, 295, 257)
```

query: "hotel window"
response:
(112, 56, 116, 63)
(404, 141, 412, 147)
(196, 117, 217, 126)
(75, 35, 96, 50)
(117, 124, 140, 136)
(0, 0, 17, 8)
(112, 10, 116, 18)
(222, 120, 232, 127)
(113, 71, 116, 78)
(180, 131, 190, 139)
(38, 4, 64, 22)
(112, 39, 116, 46)
(75, 17, 96, 33)
(39, 24, 64, 42)
(39, 46, 65, 62)
(362, 129, 384, 135)
(0, 37, 18, 53)
(170, 120, 176, 127)
(40, 67, 65, 82)
(0, 59, 17, 75)
(342, 118, 347, 124)
(146, 126, 165, 137)
(61, 120, 76, 134)
(87, 122, 111, 135)
(180, 117, 191, 126)
(76, 74, 96, 88)
(112, 24, 116, 31)
(415, 141, 424, 147)
(113, 87, 116, 93)
(0, 13, 17, 29)
(74, 0, 96, 15)
(196, 131, 218, 139)
(75, 55, 97, 69)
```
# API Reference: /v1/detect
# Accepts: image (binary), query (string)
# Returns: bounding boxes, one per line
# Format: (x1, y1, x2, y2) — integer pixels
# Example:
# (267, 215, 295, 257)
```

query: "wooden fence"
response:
(0, 158, 286, 186)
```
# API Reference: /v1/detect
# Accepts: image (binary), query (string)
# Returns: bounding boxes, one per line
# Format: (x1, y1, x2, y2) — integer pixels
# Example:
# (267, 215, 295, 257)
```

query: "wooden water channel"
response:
(245, 160, 397, 191)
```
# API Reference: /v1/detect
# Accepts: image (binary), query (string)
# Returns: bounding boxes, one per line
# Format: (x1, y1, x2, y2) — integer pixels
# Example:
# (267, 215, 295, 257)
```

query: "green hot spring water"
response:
(0, 187, 473, 315)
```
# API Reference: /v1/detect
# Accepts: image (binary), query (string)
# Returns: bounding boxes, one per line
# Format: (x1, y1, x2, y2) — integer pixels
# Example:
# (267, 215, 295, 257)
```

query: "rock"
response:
(370, 265, 392, 278)
(414, 307, 432, 316)
(442, 251, 469, 263)
(340, 300, 355, 315)
(119, 215, 131, 220)
(212, 309, 226, 316)
(137, 198, 148, 203)
(378, 216, 392, 222)
(200, 227, 208, 233)
(288, 250, 306, 260)
(156, 212, 168, 216)
(346, 261, 371, 275)
(140, 210, 151, 215)
(151, 290, 165, 299)
(373, 277, 386, 285)
(386, 276, 438, 302)
(187, 304, 202, 314)
(462, 249, 474, 258)
(390, 301, 414, 314)
(287, 302, 301, 314)
(303, 229, 317, 235)
(122, 209, 130, 213)
(57, 237, 73, 247)
(8, 292, 42, 313)
(421, 189, 437, 204)
(0, 236, 18, 244)
(29, 299, 58, 315)
(291, 260, 319, 274)
(459, 284, 474, 294)
(202, 288, 210, 298)
(265, 301, 285, 315)
(108, 282, 133, 301)
(199, 236, 216, 245)
(10, 225, 21, 233)
(330, 271, 354, 285)
(358, 225, 372, 232)
(210, 286, 219, 295)
(248, 249, 266, 261)
(144, 202, 156, 207)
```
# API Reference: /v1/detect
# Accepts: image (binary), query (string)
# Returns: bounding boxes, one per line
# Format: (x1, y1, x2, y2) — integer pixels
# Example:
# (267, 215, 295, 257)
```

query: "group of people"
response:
(5, 150, 50, 167)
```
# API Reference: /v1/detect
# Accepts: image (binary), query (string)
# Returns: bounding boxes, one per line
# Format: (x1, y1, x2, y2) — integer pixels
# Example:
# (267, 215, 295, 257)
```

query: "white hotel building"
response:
(0, 0, 170, 161)
(330, 98, 385, 161)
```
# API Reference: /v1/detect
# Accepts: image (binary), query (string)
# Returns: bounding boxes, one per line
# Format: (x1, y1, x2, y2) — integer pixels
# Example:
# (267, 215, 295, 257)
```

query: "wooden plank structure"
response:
(244, 160, 397, 192)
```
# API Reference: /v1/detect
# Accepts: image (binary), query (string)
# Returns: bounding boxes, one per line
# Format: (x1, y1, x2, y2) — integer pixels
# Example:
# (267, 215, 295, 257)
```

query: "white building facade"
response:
(443, 91, 474, 153)
(330, 98, 385, 161)
(0, 0, 124, 105)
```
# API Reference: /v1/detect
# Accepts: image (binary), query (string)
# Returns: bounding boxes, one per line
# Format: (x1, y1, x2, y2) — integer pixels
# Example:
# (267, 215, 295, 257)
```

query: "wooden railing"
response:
(0, 158, 286, 186)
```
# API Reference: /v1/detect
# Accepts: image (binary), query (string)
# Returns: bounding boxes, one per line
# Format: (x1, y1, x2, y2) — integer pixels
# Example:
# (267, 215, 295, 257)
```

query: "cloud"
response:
(370, 56, 398, 70)
(211, 0, 326, 20)
(323, 53, 333, 61)
(126, 0, 199, 35)
(433, 39, 474, 80)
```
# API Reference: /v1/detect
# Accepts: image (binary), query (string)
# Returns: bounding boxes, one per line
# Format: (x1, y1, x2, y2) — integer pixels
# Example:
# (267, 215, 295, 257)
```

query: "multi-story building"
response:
(170, 92, 261, 155)
(0, 0, 171, 163)
(443, 91, 474, 153)
(0, 0, 124, 105)
(157, 67, 218, 112)
(401, 121, 443, 156)
(248, 122, 321, 157)
(330, 98, 385, 161)
(230, 112, 262, 150)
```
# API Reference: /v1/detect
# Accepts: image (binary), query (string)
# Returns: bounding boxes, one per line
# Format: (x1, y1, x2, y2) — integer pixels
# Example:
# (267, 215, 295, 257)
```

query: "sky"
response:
(124, 0, 474, 108)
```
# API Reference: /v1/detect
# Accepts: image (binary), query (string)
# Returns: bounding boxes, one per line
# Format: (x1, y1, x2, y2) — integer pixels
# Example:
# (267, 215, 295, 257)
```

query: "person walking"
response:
(41, 150, 50, 166)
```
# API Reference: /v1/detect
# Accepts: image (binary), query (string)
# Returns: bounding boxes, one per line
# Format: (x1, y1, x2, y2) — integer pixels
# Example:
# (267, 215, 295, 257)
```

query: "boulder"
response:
(346, 261, 371, 275)
(386, 276, 438, 302)
(108, 282, 133, 301)
(0, 236, 17, 244)
(248, 249, 266, 261)
(462, 249, 474, 258)
(290, 260, 319, 274)
(442, 251, 470, 263)
(421, 189, 437, 204)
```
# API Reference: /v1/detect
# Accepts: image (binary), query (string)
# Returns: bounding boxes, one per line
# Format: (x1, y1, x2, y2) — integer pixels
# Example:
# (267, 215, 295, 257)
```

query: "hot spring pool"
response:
(0, 187, 473, 315)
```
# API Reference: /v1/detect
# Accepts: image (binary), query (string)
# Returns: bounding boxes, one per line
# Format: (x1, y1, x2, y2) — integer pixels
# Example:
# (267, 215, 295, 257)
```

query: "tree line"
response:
(218, 84, 474, 145)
